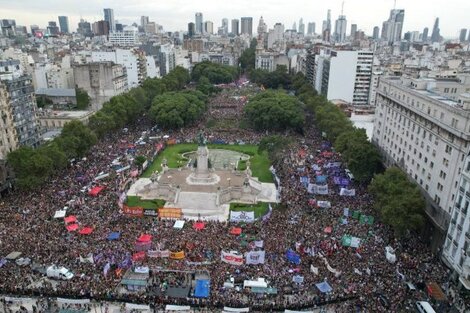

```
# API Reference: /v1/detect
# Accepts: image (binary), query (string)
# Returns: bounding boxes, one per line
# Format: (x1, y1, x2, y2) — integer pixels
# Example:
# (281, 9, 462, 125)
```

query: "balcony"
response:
(458, 224, 463, 232)
(466, 232, 470, 241)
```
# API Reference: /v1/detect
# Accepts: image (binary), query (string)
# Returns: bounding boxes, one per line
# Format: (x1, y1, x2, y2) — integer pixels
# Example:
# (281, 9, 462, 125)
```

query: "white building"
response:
(372, 76, 470, 245)
(443, 145, 470, 290)
(108, 26, 139, 46)
(92, 49, 147, 88)
(314, 50, 373, 106)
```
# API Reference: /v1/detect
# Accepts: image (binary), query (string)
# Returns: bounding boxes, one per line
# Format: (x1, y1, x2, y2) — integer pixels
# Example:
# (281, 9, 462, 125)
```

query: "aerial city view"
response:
(0, 0, 470, 312)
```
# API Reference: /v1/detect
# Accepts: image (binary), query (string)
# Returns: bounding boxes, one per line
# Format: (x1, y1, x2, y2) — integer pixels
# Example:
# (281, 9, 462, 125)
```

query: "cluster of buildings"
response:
(1, 5, 470, 294)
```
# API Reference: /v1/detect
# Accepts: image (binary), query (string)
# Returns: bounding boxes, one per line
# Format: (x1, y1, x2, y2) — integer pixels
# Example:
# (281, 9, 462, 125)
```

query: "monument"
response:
(187, 132, 220, 185)
(127, 132, 278, 221)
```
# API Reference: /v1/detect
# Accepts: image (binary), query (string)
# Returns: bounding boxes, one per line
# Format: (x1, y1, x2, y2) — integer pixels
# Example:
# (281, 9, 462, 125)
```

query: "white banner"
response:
(230, 211, 255, 223)
(310, 265, 319, 275)
(292, 275, 304, 283)
(221, 251, 244, 265)
(245, 251, 265, 265)
(57, 298, 91, 304)
(340, 188, 356, 196)
(254, 240, 264, 248)
(317, 201, 331, 208)
(313, 184, 328, 195)
(148, 250, 170, 258)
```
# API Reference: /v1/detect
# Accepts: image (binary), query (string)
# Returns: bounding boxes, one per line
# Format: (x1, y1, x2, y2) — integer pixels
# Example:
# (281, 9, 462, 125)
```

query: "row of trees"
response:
(244, 90, 304, 131)
(8, 121, 97, 188)
(191, 61, 238, 84)
(9, 67, 191, 189)
(89, 67, 191, 138)
(291, 73, 381, 183)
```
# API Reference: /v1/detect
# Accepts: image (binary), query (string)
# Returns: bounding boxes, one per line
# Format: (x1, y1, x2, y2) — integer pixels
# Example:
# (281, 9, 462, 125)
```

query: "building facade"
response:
(58, 16, 69, 34)
(372, 77, 470, 248)
(73, 62, 127, 110)
(240, 17, 253, 36)
(108, 26, 138, 46)
(103, 8, 115, 33)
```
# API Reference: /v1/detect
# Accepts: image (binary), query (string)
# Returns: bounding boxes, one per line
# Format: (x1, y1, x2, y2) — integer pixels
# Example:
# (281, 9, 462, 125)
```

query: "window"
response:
(437, 183, 443, 191)
(446, 145, 453, 154)
(430, 161, 434, 169)
(443, 158, 449, 167)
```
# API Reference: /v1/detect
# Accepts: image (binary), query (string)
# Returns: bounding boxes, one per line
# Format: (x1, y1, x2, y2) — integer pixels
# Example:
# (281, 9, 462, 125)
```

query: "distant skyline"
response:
(1, 0, 469, 38)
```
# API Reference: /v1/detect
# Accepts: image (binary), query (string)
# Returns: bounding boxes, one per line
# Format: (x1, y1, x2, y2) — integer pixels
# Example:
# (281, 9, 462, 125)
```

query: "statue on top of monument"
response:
(196, 131, 207, 146)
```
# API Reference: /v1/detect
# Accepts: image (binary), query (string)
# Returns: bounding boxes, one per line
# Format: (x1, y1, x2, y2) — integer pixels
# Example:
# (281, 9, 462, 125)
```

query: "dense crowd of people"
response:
(0, 85, 463, 312)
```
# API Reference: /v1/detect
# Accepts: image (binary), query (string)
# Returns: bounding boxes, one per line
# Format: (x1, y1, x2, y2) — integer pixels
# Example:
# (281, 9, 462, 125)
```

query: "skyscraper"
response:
(188, 22, 195, 37)
(307, 22, 316, 35)
(47, 21, 59, 36)
(77, 19, 92, 37)
(58, 16, 69, 33)
(195, 12, 203, 34)
(334, 15, 347, 42)
(103, 8, 115, 32)
(350, 24, 357, 38)
(431, 17, 440, 43)
(221, 18, 229, 35)
(381, 9, 405, 44)
(231, 19, 239, 36)
(459, 29, 467, 42)
(372, 26, 380, 40)
(298, 18, 305, 35)
(257, 16, 267, 35)
(422, 27, 429, 42)
(240, 17, 253, 36)
(141, 16, 149, 29)
(204, 21, 213, 34)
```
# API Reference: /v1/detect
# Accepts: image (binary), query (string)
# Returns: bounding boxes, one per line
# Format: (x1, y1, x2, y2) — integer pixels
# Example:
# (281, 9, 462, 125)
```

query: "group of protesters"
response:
(0, 83, 463, 312)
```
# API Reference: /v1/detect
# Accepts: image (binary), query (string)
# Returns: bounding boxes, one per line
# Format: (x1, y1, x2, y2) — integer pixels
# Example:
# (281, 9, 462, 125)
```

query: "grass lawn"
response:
(126, 196, 166, 209)
(142, 143, 273, 183)
(230, 202, 271, 218)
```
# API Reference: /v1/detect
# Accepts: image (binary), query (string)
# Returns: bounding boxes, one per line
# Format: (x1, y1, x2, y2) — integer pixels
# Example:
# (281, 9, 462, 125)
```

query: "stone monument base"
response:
(186, 172, 220, 185)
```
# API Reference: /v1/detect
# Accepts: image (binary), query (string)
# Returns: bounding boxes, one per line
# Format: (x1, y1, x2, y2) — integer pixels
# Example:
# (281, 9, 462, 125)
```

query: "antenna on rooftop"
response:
(393, 0, 397, 9)
(341, 1, 345, 15)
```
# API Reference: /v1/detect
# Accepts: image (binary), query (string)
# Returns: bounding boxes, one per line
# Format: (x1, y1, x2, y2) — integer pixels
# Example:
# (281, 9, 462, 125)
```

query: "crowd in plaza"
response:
(0, 85, 460, 312)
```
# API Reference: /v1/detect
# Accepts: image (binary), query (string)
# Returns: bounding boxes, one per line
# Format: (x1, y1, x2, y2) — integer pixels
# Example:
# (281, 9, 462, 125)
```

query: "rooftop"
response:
(36, 88, 76, 97)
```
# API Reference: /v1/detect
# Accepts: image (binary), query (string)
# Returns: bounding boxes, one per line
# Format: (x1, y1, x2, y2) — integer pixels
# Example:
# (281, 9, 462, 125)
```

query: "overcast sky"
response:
(1, 0, 468, 38)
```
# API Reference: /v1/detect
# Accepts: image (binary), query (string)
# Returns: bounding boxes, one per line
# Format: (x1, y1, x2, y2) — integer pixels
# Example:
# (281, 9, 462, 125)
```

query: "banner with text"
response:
(230, 211, 255, 223)
(221, 251, 244, 265)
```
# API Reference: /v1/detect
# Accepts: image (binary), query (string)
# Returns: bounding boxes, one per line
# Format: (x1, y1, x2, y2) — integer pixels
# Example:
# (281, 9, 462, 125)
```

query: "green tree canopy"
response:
(150, 90, 207, 129)
(244, 90, 304, 131)
(191, 61, 238, 84)
(335, 128, 382, 183)
(75, 88, 90, 110)
(369, 167, 425, 237)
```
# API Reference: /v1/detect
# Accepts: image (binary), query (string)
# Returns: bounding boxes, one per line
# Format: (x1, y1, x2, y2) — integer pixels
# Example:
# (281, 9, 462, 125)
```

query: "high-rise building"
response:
(431, 17, 440, 43)
(307, 22, 316, 35)
(231, 19, 239, 36)
(188, 22, 195, 38)
(292, 22, 297, 32)
(92, 20, 109, 36)
(195, 12, 203, 34)
(381, 9, 405, 44)
(240, 17, 253, 36)
(372, 26, 380, 39)
(77, 19, 92, 37)
(46, 21, 59, 36)
(322, 10, 332, 41)
(58, 16, 69, 33)
(141, 16, 149, 29)
(221, 18, 229, 35)
(257, 16, 267, 35)
(0, 60, 41, 148)
(334, 15, 347, 42)
(204, 21, 213, 34)
(103, 8, 115, 32)
(314, 50, 373, 106)
(422, 27, 429, 42)
(350, 24, 357, 38)
(298, 18, 305, 35)
(108, 26, 138, 45)
(0, 19, 16, 37)
(459, 29, 467, 42)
